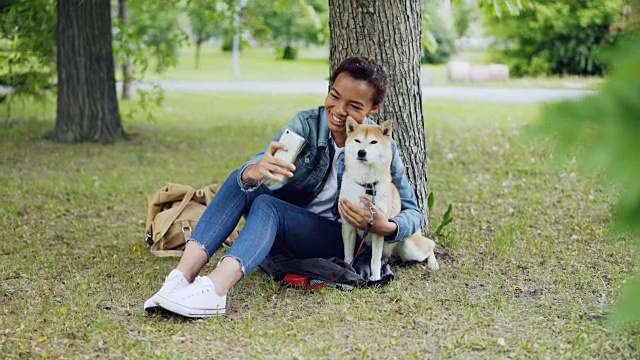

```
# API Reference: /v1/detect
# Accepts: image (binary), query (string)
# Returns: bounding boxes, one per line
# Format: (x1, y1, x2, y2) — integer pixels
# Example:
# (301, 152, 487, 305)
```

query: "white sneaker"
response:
(155, 276, 226, 318)
(144, 269, 190, 312)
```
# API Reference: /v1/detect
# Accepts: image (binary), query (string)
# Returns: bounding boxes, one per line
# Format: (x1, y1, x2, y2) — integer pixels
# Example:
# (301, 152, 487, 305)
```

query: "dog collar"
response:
(356, 181, 378, 201)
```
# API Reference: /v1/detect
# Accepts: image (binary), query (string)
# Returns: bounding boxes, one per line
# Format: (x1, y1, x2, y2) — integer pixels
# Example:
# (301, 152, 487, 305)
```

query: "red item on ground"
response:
(283, 273, 310, 287)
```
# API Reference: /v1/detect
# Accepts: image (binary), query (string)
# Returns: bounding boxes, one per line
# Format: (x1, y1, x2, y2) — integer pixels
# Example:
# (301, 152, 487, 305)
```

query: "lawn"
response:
(151, 44, 604, 90)
(1, 94, 638, 359)
(152, 45, 330, 82)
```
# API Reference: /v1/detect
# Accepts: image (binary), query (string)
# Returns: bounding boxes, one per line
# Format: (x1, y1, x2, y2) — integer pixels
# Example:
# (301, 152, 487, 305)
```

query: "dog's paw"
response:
(369, 275, 381, 282)
(343, 256, 354, 264)
(426, 254, 440, 270)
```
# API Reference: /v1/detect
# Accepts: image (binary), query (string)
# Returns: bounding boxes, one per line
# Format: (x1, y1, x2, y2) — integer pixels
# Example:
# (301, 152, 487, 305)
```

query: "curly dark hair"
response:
(329, 56, 389, 106)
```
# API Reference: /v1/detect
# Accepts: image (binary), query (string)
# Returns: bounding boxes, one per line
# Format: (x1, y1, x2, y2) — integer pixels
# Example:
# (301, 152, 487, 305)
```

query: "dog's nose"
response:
(357, 149, 367, 158)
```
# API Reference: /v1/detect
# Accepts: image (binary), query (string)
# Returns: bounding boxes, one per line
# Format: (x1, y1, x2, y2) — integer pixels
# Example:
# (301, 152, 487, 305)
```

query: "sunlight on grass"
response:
(0, 94, 638, 358)
(156, 45, 331, 82)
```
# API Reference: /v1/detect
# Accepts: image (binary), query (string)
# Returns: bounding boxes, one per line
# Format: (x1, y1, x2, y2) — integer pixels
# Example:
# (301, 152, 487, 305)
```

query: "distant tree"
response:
(187, 0, 223, 69)
(246, 0, 328, 60)
(53, 0, 123, 143)
(118, 0, 133, 100)
(128, 1, 185, 73)
(112, 0, 187, 118)
(328, 0, 430, 231)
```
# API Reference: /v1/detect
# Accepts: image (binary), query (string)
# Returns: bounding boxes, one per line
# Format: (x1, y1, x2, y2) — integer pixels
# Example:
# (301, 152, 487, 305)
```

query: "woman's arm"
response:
(236, 113, 307, 192)
(385, 141, 424, 242)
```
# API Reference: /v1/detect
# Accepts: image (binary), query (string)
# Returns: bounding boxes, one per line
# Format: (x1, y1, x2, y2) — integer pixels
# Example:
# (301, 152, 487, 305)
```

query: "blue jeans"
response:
(188, 169, 344, 276)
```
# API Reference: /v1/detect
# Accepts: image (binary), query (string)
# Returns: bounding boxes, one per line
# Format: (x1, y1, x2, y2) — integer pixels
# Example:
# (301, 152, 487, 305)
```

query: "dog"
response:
(340, 117, 439, 281)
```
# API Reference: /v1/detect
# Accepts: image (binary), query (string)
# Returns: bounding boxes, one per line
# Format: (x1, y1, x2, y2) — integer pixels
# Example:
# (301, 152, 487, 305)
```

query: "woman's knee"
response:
(251, 194, 279, 211)
(215, 168, 247, 196)
(225, 168, 241, 186)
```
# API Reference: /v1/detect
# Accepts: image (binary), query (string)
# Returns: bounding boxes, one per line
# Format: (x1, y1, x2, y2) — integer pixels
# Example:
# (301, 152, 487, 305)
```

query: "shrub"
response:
(482, 0, 626, 76)
(280, 45, 298, 60)
(221, 36, 249, 52)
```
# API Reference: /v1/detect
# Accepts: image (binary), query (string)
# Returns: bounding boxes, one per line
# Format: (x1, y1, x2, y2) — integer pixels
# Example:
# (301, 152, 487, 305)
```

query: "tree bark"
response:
(119, 0, 133, 100)
(53, 0, 123, 143)
(329, 0, 430, 232)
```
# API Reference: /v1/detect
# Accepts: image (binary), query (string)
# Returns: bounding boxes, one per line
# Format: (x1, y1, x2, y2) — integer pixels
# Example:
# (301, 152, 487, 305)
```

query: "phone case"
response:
(274, 128, 305, 164)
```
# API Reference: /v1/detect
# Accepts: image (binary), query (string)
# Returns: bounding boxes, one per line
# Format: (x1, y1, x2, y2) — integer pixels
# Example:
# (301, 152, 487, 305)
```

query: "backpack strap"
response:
(153, 189, 196, 247)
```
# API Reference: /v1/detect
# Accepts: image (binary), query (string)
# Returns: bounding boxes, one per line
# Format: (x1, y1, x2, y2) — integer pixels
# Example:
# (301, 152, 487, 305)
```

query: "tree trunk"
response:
(329, 0, 430, 232)
(53, 0, 123, 144)
(231, 0, 242, 78)
(119, 0, 133, 100)
(195, 40, 202, 69)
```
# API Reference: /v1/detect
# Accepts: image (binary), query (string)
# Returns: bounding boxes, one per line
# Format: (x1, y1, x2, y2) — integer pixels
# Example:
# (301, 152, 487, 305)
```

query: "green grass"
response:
(1, 94, 638, 359)
(156, 45, 331, 82)
(147, 44, 604, 90)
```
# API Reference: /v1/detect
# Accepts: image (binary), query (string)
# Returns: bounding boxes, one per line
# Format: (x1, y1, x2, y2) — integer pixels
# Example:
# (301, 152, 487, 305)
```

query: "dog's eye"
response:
(370, 140, 378, 144)
(354, 139, 361, 143)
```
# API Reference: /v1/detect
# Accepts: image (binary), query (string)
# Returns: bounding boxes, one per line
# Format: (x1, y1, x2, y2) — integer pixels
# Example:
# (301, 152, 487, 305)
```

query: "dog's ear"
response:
(380, 120, 393, 137)
(346, 116, 358, 134)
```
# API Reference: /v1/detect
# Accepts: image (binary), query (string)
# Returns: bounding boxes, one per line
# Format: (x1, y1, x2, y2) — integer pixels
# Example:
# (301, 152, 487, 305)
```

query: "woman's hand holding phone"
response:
(242, 129, 304, 185)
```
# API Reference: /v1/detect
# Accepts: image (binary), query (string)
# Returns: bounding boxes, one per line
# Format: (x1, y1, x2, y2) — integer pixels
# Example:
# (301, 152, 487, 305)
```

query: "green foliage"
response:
(280, 45, 298, 60)
(187, 0, 222, 45)
(421, 2, 457, 65)
(186, 0, 228, 67)
(427, 191, 454, 237)
(533, 28, 640, 323)
(435, 204, 454, 237)
(0, 0, 56, 103)
(0, 0, 186, 120)
(482, 0, 626, 76)
(126, 1, 187, 73)
(112, 0, 188, 119)
(244, 0, 328, 60)
(478, 0, 535, 17)
(185, 0, 240, 55)
(221, 36, 250, 52)
(453, 0, 476, 37)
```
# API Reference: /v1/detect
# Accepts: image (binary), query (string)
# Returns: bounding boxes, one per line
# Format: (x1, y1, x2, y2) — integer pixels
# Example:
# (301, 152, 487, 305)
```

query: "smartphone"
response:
(274, 128, 305, 165)
(266, 128, 305, 186)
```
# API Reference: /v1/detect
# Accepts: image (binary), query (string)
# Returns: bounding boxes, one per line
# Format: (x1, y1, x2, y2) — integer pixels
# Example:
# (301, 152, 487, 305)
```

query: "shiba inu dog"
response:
(340, 117, 439, 281)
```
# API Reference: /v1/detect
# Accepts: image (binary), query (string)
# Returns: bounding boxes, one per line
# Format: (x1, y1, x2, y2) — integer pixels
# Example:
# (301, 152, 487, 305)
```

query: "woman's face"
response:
(325, 72, 381, 135)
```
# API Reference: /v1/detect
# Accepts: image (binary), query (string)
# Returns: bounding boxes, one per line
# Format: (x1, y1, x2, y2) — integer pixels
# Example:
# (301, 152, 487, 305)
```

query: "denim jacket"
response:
(236, 106, 424, 242)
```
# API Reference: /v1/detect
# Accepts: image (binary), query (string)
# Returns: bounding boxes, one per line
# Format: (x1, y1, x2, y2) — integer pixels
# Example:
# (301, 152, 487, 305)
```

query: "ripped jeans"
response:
(188, 169, 344, 276)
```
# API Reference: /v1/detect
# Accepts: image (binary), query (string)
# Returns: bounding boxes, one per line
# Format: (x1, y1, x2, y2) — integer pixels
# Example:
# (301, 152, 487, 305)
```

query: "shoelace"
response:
(159, 273, 188, 295)
(182, 277, 211, 299)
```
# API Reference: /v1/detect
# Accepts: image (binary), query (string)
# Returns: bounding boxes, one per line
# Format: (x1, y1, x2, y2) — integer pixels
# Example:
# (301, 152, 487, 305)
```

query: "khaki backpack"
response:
(144, 182, 239, 257)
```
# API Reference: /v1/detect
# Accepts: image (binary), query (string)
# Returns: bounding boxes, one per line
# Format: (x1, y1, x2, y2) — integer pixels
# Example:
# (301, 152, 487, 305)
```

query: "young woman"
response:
(144, 56, 424, 318)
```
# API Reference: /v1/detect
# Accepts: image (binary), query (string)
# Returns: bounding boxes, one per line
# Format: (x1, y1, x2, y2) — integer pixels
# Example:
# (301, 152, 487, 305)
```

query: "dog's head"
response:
(344, 116, 393, 169)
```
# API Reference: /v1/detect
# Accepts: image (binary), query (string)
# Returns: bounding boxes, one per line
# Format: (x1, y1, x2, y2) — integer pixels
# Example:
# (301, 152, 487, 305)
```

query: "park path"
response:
(139, 80, 595, 104)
